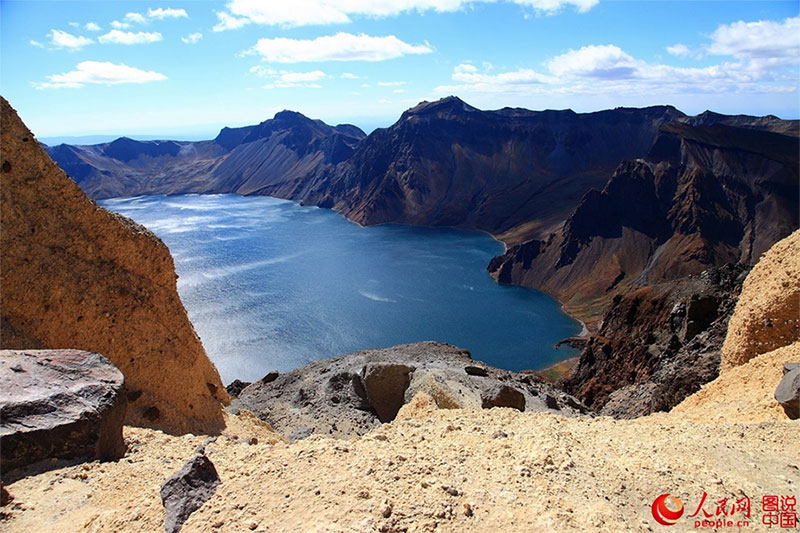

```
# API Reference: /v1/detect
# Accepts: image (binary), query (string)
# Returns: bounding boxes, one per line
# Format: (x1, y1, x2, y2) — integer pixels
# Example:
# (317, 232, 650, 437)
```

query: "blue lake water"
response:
(100, 194, 581, 384)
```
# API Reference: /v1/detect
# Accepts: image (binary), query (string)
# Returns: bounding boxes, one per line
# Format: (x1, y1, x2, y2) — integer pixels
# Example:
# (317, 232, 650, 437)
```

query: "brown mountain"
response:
(46, 111, 365, 199)
(488, 121, 799, 323)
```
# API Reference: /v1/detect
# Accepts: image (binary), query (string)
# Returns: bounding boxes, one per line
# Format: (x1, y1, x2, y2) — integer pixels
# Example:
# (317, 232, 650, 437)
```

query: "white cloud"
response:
(182, 32, 203, 44)
(214, 0, 596, 29)
(33, 61, 167, 89)
(377, 81, 407, 86)
(393, 88, 407, 93)
(99, 30, 163, 45)
(244, 32, 432, 62)
(213, 11, 251, 31)
(437, 29, 799, 105)
(280, 70, 328, 83)
(47, 29, 93, 49)
(68, 21, 80, 28)
(512, 0, 598, 14)
(85, 22, 102, 32)
(110, 20, 130, 29)
(30, 40, 45, 48)
(707, 16, 800, 60)
(666, 43, 692, 58)
(547, 44, 639, 79)
(251, 67, 329, 88)
(340, 72, 360, 79)
(435, 62, 552, 93)
(148, 7, 189, 19)
(124, 12, 146, 24)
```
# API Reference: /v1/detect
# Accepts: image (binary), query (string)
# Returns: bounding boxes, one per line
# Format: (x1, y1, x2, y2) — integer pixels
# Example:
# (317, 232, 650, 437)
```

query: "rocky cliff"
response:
(488, 121, 799, 323)
(0, 97, 227, 434)
(558, 264, 748, 415)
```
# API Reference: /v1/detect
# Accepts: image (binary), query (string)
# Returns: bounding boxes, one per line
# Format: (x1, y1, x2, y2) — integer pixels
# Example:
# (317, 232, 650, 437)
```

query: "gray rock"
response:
(481, 384, 525, 411)
(363, 363, 413, 422)
(225, 379, 251, 398)
(775, 367, 800, 420)
(464, 365, 488, 377)
(232, 342, 585, 440)
(160, 455, 220, 533)
(784, 362, 800, 375)
(0, 349, 126, 475)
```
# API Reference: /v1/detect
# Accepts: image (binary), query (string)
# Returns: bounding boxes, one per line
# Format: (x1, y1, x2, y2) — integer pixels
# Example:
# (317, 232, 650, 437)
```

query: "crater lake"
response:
(101, 194, 581, 384)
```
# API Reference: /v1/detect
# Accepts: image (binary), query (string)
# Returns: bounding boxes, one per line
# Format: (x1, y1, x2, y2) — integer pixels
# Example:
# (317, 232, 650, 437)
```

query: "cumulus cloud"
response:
(110, 20, 131, 29)
(147, 7, 189, 19)
(47, 29, 93, 49)
(85, 22, 102, 32)
(243, 32, 432, 62)
(214, 0, 597, 29)
(99, 30, 163, 45)
(30, 40, 45, 48)
(435, 62, 552, 94)
(124, 12, 146, 24)
(33, 61, 167, 89)
(547, 44, 638, 79)
(340, 72, 360, 79)
(437, 21, 799, 102)
(666, 44, 692, 58)
(377, 81, 406, 86)
(182, 32, 203, 44)
(707, 16, 800, 60)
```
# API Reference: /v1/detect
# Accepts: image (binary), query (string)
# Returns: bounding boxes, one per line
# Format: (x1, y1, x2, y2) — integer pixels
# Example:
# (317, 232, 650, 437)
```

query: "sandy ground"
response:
(3, 343, 797, 533)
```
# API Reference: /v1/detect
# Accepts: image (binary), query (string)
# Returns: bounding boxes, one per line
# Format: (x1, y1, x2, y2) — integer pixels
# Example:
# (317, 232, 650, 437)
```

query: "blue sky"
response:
(1, 0, 798, 139)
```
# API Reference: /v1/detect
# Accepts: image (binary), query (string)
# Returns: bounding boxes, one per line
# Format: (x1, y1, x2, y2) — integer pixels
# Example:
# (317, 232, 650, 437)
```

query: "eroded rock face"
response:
(0, 97, 227, 434)
(232, 342, 587, 440)
(559, 264, 748, 417)
(0, 349, 126, 475)
(489, 123, 798, 326)
(721, 230, 800, 370)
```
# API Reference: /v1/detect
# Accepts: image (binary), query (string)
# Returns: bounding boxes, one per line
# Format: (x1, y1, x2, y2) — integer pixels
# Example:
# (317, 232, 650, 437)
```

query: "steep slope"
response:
(559, 230, 799, 417)
(289, 97, 686, 240)
(721, 229, 800, 369)
(489, 122, 799, 324)
(0, 97, 227, 434)
(45, 112, 365, 200)
(559, 264, 748, 415)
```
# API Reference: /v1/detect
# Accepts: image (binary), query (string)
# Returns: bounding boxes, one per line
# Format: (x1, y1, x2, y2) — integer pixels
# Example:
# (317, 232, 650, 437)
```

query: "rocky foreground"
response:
(3, 231, 798, 532)
(3, 343, 797, 532)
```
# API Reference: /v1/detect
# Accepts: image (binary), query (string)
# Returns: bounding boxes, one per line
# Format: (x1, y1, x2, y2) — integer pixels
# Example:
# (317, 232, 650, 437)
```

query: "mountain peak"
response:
(404, 96, 478, 118)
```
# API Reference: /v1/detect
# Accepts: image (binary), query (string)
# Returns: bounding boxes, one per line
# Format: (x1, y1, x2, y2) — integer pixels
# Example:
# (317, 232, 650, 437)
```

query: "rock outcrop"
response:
(721, 229, 800, 370)
(0, 97, 227, 434)
(232, 342, 587, 439)
(0, 349, 126, 476)
(489, 122, 799, 325)
(559, 264, 748, 416)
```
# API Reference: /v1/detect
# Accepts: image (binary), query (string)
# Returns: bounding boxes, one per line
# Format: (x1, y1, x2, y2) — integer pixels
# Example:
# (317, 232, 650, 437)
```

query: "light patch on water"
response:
(358, 290, 397, 303)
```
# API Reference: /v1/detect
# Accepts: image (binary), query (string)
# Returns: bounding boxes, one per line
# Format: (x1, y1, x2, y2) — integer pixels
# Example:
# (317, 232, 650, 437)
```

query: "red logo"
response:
(652, 494, 685, 526)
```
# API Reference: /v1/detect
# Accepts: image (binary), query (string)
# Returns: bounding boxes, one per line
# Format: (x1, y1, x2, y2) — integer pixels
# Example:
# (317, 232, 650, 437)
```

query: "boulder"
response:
(363, 363, 413, 422)
(774, 365, 800, 419)
(481, 384, 525, 411)
(160, 454, 220, 533)
(225, 380, 251, 399)
(0, 349, 126, 474)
